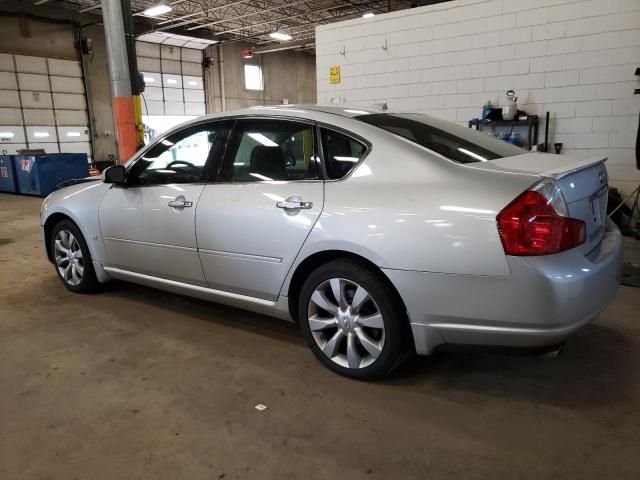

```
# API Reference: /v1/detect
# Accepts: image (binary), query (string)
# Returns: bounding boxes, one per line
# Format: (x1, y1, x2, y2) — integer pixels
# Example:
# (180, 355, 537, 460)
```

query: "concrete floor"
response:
(1, 193, 639, 480)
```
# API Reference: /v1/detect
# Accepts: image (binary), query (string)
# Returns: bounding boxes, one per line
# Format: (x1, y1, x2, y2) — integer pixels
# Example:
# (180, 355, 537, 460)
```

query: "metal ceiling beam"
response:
(215, 3, 348, 35)
(157, 0, 248, 25)
(187, 0, 313, 31)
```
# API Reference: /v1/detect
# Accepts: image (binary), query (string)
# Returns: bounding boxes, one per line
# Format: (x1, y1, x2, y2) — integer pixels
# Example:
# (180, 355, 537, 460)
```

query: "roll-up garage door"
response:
(0, 53, 90, 159)
(136, 41, 205, 137)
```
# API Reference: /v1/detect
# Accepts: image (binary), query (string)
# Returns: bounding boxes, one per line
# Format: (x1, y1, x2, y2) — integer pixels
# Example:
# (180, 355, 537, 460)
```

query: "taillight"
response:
(497, 181, 585, 256)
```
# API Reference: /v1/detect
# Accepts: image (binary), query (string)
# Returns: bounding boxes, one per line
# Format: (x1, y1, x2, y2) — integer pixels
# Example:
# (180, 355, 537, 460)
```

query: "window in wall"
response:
(220, 120, 317, 182)
(244, 64, 263, 91)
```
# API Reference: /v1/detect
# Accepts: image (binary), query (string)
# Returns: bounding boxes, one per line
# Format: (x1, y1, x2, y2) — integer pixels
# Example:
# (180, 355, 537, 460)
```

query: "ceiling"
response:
(53, 0, 432, 50)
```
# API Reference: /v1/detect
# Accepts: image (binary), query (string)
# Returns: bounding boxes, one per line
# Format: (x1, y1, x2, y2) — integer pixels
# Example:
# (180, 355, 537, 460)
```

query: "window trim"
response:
(316, 122, 372, 183)
(212, 117, 323, 185)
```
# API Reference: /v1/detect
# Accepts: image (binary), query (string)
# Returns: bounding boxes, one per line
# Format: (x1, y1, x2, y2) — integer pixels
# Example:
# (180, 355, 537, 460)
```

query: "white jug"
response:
(502, 90, 518, 121)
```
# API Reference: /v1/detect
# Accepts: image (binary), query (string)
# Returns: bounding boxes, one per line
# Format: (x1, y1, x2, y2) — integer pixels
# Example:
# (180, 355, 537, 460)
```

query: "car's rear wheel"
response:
(298, 259, 410, 380)
(51, 220, 99, 293)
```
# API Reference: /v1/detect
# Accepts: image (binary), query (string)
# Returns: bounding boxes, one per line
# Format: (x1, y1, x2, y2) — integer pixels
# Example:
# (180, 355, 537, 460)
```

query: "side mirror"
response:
(103, 165, 126, 184)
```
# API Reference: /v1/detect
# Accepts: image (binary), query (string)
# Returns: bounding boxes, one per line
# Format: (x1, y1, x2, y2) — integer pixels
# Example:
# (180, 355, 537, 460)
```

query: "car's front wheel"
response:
(299, 259, 410, 380)
(51, 220, 99, 293)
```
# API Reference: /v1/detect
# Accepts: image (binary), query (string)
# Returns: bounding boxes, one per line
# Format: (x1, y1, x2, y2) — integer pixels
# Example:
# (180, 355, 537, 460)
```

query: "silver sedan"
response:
(41, 105, 623, 379)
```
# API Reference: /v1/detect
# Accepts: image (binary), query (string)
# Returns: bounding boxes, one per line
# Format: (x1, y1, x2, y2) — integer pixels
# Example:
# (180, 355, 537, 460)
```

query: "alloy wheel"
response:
(307, 278, 385, 369)
(54, 230, 84, 287)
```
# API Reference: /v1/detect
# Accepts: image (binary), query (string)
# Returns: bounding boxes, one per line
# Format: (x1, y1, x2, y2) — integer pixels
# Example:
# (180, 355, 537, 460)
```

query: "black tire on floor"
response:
(50, 219, 100, 294)
(298, 259, 410, 380)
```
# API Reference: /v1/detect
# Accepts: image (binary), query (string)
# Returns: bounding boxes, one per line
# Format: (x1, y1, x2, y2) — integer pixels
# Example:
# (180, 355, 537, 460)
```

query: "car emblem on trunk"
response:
(598, 170, 606, 184)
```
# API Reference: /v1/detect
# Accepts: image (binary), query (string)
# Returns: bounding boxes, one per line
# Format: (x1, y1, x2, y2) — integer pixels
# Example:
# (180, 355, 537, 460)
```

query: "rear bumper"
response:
(385, 218, 623, 355)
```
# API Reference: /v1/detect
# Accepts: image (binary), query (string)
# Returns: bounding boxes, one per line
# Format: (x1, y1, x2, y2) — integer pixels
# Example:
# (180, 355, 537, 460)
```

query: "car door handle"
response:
(276, 200, 313, 209)
(168, 198, 193, 208)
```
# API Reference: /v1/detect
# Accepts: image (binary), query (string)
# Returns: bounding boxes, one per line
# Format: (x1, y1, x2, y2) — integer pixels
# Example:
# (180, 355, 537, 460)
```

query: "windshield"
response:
(355, 113, 525, 163)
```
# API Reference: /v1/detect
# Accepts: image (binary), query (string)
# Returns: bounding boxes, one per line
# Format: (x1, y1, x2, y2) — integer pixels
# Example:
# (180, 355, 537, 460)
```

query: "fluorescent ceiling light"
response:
(143, 76, 155, 83)
(33, 132, 50, 138)
(362, 12, 375, 18)
(143, 4, 172, 17)
(457, 147, 487, 162)
(269, 31, 292, 41)
(0, 132, 15, 138)
(66, 132, 81, 137)
(248, 133, 278, 147)
(166, 78, 178, 84)
(187, 81, 198, 86)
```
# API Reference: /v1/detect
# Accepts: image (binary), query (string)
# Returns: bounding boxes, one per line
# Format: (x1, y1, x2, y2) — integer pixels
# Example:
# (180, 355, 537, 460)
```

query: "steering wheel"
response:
(166, 160, 195, 169)
(283, 153, 296, 167)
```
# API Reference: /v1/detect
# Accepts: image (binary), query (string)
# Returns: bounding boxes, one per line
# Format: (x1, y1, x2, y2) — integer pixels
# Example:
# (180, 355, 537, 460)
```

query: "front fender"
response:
(41, 181, 110, 265)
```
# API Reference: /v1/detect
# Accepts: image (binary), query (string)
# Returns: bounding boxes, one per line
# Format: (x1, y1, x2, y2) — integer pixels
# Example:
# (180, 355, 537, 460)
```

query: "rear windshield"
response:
(355, 113, 525, 163)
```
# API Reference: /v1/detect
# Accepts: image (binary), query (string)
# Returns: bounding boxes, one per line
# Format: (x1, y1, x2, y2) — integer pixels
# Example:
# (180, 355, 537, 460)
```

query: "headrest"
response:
(249, 145, 286, 180)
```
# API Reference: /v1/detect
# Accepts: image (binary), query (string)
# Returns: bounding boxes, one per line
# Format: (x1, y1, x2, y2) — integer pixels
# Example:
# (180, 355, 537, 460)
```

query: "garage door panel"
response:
(138, 56, 161, 72)
(0, 71, 18, 90)
(0, 127, 26, 143)
(53, 93, 86, 110)
(0, 108, 23, 125)
(30, 142, 60, 153)
(162, 74, 182, 88)
(58, 126, 90, 142)
(143, 86, 163, 101)
(0, 91, 20, 108)
(0, 53, 15, 72)
(161, 45, 181, 61)
(15, 55, 47, 74)
(184, 102, 205, 116)
(184, 89, 204, 103)
(144, 101, 164, 115)
(161, 59, 181, 74)
(50, 76, 84, 94)
(60, 141, 91, 155)
(20, 91, 53, 109)
(136, 42, 160, 58)
(163, 88, 183, 102)
(183, 75, 203, 90)
(181, 62, 202, 76)
(0, 143, 27, 154)
(47, 59, 82, 78)
(181, 49, 202, 63)
(142, 72, 161, 87)
(164, 101, 184, 115)
(56, 110, 88, 126)
(23, 109, 55, 126)
(18, 73, 50, 91)
(26, 126, 58, 143)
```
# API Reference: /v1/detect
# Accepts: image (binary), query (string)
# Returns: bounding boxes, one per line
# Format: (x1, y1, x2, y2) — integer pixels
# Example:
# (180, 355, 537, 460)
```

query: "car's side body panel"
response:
(196, 181, 324, 300)
(99, 183, 208, 285)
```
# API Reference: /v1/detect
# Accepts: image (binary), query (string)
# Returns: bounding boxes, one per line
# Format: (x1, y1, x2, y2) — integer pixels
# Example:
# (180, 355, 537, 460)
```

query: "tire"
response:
(50, 219, 100, 294)
(298, 259, 410, 380)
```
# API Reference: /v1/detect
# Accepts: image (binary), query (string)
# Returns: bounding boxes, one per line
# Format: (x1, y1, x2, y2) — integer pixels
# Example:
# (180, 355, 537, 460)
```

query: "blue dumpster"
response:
(0, 155, 18, 193)
(14, 154, 89, 197)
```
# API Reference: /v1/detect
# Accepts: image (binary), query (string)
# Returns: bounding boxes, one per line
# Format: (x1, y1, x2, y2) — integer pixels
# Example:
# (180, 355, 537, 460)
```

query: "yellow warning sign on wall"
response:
(329, 65, 341, 84)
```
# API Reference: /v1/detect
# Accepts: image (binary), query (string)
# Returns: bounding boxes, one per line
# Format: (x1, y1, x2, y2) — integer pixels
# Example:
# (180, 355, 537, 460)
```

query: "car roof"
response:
(196, 104, 384, 123)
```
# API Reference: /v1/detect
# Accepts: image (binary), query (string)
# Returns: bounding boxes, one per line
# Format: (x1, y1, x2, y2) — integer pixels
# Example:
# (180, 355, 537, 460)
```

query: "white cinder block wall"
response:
(315, 0, 640, 194)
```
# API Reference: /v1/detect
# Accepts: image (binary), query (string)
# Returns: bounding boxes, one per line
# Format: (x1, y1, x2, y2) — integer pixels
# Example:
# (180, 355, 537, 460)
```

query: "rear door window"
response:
(320, 129, 367, 180)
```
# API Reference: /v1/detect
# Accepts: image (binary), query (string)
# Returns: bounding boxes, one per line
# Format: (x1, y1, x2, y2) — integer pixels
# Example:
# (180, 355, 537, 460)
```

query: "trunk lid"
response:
(470, 153, 609, 254)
